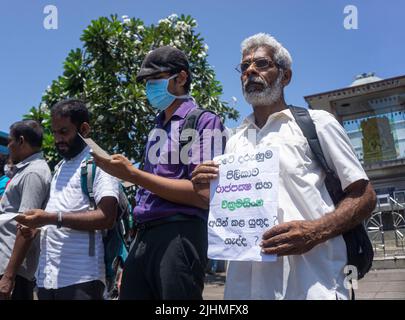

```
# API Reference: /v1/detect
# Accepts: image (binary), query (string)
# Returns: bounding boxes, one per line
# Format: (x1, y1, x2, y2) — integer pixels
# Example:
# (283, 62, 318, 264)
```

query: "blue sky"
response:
(0, 0, 404, 132)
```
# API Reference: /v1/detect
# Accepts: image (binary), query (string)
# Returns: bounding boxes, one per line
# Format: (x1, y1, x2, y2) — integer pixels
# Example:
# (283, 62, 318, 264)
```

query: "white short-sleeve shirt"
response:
(224, 108, 369, 300)
(37, 146, 120, 289)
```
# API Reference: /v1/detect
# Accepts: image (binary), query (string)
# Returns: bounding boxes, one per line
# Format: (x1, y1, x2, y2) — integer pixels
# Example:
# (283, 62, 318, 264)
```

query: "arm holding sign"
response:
(190, 160, 219, 204)
(91, 153, 209, 210)
(190, 163, 376, 257)
(260, 180, 375, 256)
(85, 111, 226, 211)
(260, 115, 377, 256)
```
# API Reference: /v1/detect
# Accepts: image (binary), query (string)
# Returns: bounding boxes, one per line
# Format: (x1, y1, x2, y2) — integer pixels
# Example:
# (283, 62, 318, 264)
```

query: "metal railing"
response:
(366, 197, 405, 256)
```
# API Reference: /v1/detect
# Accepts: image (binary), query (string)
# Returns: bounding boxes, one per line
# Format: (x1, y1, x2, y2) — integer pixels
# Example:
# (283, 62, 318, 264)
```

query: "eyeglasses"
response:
(235, 58, 280, 74)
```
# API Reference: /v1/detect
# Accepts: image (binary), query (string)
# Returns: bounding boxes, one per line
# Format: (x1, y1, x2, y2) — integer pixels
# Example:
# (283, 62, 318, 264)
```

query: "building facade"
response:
(305, 73, 405, 205)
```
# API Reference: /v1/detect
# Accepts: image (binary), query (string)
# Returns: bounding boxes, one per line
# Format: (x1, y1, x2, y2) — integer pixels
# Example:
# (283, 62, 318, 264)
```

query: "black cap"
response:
(136, 46, 190, 82)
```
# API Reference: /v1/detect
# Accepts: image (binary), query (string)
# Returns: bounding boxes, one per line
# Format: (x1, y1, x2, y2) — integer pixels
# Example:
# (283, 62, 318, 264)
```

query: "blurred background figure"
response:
(0, 155, 10, 200)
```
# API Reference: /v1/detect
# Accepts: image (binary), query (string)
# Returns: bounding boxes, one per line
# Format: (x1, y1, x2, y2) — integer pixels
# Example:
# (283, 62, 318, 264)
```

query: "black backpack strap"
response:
(289, 105, 344, 204)
(179, 107, 215, 180)
(289, 106, 334, 177)
(179, 108, 211, 148)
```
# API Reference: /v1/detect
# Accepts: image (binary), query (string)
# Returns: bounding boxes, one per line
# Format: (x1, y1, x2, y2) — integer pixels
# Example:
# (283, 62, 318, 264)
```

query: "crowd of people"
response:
(0, 33, 376, 300)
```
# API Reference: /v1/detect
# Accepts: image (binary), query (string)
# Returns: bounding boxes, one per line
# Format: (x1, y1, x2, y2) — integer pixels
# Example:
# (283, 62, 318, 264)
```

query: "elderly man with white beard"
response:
(191, 33, 376, 300)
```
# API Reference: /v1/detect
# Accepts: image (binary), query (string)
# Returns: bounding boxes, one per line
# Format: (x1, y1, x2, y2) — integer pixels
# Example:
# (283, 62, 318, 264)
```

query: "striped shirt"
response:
(37, 147, 119, 289)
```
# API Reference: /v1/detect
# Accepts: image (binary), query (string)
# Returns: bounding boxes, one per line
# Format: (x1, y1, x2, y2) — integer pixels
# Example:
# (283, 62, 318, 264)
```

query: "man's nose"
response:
(54, 135, 64, 144)
(244, 63, 259, 77)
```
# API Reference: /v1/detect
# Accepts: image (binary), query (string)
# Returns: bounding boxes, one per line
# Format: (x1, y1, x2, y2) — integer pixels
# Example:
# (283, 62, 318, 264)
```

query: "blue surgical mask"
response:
(146, 74, 189, 111)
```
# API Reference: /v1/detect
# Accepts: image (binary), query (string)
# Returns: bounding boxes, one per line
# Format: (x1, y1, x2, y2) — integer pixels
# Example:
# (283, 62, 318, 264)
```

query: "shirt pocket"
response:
(264, 136, 310, 175)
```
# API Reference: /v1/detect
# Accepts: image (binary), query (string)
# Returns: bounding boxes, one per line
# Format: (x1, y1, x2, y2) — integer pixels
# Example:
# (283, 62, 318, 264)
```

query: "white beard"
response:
(243, 72, 283, 106)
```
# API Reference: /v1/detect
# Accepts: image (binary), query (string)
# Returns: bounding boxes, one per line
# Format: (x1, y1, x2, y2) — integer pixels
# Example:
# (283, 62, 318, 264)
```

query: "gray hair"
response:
(241, 33, 292, 70)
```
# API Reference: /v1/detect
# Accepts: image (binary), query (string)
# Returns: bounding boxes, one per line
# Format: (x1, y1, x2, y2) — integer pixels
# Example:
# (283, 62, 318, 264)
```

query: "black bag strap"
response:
(179, 108, 211, 148)
(288, 106, 334, 175)
(80, 156, 97, 257)
(289, 106, 373, 296)
(80, 157, 96, 210)
(289, 105, 345, 205)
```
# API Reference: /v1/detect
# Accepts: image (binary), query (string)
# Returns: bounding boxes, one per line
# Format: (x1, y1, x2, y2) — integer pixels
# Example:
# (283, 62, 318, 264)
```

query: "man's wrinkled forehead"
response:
(242, 45, 275, 62)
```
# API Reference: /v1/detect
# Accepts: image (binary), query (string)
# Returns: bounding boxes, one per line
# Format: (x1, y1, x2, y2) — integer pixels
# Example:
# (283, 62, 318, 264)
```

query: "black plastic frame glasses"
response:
(235, 58, 280, 74)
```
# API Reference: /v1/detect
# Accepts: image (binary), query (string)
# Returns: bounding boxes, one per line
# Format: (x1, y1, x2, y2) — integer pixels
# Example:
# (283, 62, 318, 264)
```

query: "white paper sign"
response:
(0, 213, 19, 226)
(79, 134, 135, 188)
(208, 146, 279, 262)
(79, 133, 111, 160)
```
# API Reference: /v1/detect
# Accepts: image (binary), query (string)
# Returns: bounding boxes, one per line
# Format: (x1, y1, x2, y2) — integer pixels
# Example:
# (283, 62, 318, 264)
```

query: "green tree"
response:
(23, 105, 59, 166)
(25, 14, 239, 168)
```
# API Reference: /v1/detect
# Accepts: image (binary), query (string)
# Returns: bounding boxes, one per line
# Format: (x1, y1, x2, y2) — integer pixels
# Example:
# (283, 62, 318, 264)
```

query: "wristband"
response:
(57, 212, 63, 229)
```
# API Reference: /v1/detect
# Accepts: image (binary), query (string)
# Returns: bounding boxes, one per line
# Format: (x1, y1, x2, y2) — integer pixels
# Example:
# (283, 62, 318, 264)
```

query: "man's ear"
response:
(79, 122, 91, 138)
(19, 136, 25, 145)
(176, 70, 188, 87)
(281, 69, 292, 87)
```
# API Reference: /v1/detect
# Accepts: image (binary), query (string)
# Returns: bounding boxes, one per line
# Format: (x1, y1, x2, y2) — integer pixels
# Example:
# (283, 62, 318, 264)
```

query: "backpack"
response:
(179, 108, 219, 175)
(289, 106, 374, 283)
(80, 155, 133, 300)
(179, 108, 212, 148)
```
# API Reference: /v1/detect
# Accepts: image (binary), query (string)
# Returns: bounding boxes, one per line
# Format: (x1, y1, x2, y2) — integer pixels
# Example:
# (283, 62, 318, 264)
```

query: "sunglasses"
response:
(235, 58, 280, 74)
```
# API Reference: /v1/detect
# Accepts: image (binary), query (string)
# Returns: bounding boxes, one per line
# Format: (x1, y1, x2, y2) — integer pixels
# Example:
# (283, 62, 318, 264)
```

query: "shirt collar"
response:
(15, 152, 44, 170)
(155, 98, 196, 126)
(64, 145, 90, 162)
(241, 108, 293, 130)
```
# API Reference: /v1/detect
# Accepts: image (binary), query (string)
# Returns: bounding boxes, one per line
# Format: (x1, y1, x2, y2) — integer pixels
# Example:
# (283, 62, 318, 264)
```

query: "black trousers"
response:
(0, 274, 35, 300)
(120, 217, 208, 300)
(38, 280, 105, 300)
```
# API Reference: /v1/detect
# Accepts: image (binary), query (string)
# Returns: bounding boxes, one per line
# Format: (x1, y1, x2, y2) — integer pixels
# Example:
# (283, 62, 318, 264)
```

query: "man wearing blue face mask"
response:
(92, 46, 227, 299)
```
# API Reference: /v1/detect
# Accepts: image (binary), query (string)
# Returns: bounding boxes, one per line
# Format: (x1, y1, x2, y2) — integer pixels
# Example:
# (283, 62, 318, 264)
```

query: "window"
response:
(394, 191, 405, 204)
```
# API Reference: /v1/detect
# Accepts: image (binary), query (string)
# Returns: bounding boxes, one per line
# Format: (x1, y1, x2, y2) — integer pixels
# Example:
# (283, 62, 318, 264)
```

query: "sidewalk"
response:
(355, 268, 405, 299)
(203, 272, 226, 300)
(203, 268, 405, 300)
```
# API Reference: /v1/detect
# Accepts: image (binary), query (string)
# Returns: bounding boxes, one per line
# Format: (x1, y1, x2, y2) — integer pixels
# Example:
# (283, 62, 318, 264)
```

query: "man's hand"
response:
(260, 220, 322, 256)
(0, 275, 15, 300)
(17, 224, 38, 240)
(190, 161, 219, 204)
(92, 153, 135, 182)
(191, 161, 219, 185)
(14, 210, 52, 229)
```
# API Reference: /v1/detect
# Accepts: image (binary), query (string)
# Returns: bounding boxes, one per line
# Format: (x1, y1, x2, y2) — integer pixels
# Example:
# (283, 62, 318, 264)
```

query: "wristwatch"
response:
(56, 212, 63, 229)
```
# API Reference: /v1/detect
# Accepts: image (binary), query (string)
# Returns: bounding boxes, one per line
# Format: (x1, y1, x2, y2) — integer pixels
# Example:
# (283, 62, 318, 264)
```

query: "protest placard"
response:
(208, 146, 279, 262)
(79, 133, 111, 160)
(78, 134, 135, 188)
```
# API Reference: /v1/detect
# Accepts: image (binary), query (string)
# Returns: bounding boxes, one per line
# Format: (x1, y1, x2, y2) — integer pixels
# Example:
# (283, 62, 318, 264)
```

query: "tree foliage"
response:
(24, 14, 239, 168)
